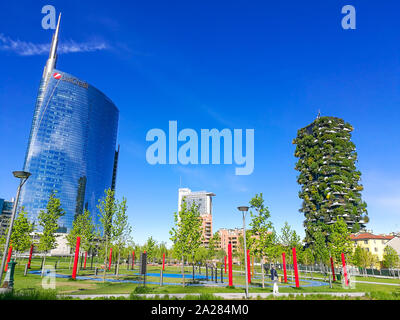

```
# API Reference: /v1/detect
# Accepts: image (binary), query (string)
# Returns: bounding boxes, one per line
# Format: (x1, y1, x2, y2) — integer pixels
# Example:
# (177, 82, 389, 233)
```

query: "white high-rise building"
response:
(178, 188, 215, 247)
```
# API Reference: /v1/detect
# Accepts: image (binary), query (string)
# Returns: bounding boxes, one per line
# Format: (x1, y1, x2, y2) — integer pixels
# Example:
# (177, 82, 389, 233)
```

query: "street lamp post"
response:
(237, 206, 249, 299)
(0, 171, 31, 284)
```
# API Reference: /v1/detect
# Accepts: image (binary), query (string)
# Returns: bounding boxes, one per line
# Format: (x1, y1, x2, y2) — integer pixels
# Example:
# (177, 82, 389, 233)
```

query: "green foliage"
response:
(169, 201, 203, 286)
(112, 197, 132, 251)
(169, 201, 203, 261)
(144, 236, 157, 261)
(9, 208, 34, 254)
(311, 228, 330, 265)
(37, 192, 65, 253)
(66, 209, 96, 253)
(382, 246, 400, 269)
(207, 232, 221, 260)
(353, 245, 378, 269)
(293, 116, 368, 244)
(249, 193, 275, 262)
(194, 246, 209, 264)
(97, 188, 117, 266)
(327, 217, 353, 262)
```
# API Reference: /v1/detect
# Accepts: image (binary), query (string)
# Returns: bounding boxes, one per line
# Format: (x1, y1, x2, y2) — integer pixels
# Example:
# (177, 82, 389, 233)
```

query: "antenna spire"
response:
(42, 13, 62, 79)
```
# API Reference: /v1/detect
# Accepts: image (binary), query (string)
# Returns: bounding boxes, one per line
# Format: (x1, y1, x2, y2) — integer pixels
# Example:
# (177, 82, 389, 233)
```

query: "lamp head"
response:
(13, 171, 31, 179)
(237, 206, 249, 212)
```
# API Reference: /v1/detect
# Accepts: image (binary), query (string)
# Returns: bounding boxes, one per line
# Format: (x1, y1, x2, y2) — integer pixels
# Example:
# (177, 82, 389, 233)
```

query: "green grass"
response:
(6, 256, 400, 299)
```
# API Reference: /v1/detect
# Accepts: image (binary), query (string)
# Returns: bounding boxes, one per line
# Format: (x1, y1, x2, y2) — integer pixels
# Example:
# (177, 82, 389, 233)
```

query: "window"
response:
(364, 240, 368, 244)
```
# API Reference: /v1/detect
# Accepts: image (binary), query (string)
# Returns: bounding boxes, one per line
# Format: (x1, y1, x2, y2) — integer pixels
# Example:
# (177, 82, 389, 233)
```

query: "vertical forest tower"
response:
(293, 116, 368, 245)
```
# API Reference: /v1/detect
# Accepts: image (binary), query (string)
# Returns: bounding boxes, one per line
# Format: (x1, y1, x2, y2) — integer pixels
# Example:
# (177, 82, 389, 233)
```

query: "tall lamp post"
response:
(0, 171, 31, 283)
(237, 206, 249, 299)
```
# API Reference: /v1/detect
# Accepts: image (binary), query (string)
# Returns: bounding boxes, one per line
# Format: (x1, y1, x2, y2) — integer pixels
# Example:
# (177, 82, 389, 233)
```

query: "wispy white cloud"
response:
(0, 33, 108, 56)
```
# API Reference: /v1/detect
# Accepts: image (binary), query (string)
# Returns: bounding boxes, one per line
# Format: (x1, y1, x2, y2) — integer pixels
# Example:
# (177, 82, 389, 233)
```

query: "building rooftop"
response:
(350, 232, 395, 241)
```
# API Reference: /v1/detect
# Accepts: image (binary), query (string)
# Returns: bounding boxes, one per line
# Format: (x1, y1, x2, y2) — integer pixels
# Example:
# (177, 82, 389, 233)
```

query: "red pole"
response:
(224, 256, 227, 274)
(27, 244, 34, 269)
(292, 247, 299, 288)
(246, 249, 251, 284)
(341, 253, 348, 286)
(108, 248, 113, 271)
(282, 252, 288, 283)
(5, 246, 12, 272)
(72, 237, 80, 280)
(83, 251, 87, 269)
(162, 253, 165, 271)
(228, 243, 233, 286)
(132, 251, 135, 269)
(330, 257, 336, 282)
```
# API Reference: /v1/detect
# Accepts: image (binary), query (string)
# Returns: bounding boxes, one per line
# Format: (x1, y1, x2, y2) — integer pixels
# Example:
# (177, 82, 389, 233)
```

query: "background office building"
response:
(178, 188, 215, 247)
(19, 15, 119, 232)
(0, 198, 13, 236)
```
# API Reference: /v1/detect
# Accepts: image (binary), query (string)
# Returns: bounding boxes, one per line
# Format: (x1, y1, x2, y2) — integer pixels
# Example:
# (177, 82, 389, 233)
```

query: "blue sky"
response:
(0, 1, 399, 246)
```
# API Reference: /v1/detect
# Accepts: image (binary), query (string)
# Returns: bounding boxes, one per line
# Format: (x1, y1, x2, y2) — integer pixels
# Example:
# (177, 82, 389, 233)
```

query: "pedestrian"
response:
(270, 264, 279, 295)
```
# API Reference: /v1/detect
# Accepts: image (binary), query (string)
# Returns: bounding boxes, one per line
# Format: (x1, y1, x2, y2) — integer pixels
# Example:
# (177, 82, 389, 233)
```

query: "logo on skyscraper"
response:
(53, 72, 62, 80)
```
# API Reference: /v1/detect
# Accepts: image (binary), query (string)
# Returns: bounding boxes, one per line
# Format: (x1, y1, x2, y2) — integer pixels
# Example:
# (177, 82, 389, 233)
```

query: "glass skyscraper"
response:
(19, 14, 119, 232)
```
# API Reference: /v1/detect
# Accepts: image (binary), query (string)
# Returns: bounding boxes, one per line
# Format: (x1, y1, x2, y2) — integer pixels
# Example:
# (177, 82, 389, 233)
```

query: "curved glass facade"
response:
(20, 70, 119, 232)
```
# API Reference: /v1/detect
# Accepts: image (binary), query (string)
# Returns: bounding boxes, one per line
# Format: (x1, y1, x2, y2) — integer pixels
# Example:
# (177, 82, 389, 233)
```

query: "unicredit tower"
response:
(19, 14, 119, 232)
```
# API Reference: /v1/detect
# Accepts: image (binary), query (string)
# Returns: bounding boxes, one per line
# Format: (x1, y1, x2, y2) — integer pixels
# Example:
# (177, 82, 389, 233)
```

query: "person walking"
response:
(270, 265, 279, 295)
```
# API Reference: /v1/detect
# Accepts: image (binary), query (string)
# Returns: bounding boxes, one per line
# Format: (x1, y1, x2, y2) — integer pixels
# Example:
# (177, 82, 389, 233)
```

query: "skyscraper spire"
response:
(42, 13, 61, 80)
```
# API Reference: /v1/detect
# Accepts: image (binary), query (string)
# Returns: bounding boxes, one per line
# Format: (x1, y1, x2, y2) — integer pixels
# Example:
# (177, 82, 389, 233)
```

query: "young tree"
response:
(327, 218, 353, 263)
(382, 246, 400, 269)
(207, 232, 221, 261)
(249, 193, 274, 288)
(37, 192, 65, 275)
(312, 228, 331, 283)
(98, 188, 117, 281)
(8, 208, 34, 259)
(112, 198, 132, 277)
(169, 201, 203, 287)
(143, 236, 157, 263)
(280, 221, 302, 281)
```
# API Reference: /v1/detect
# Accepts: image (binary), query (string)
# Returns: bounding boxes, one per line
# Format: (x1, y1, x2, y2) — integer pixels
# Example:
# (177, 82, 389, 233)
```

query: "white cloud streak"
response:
(0, 34, 108, 56)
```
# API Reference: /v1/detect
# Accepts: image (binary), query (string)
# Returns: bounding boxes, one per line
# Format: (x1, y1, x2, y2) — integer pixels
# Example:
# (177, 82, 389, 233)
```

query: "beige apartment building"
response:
(350, 232, 395, 262)
(218, 228, 244, 255)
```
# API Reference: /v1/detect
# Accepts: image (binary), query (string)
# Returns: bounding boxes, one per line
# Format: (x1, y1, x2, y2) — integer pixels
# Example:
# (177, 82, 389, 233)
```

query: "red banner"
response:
(72, 237, 80, 280)
(330, 257, 336, 282)
(292, 247, 300, 288)
(228, 243, 233, 286)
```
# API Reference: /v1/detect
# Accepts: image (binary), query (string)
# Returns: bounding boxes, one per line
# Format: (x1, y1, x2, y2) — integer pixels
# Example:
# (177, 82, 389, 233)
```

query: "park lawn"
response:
(10, 256, 400, 297)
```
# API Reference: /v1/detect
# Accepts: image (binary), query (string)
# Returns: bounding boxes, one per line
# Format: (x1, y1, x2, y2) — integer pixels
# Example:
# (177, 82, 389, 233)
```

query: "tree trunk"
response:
(261, 257, 265, 288)
(41, 254, 47, 277)
(103, 241, 108, 283)
(116, 250, 120, 278)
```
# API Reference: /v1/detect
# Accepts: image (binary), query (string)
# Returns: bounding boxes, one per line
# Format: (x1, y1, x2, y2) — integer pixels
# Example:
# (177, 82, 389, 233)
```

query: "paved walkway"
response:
(62, 292, 366, 300)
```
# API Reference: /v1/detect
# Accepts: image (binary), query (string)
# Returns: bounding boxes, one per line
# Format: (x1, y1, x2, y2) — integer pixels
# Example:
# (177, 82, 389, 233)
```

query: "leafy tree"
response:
(8, 208, 34, 259)
(37, 192, 65, 275)
(194, 246, 209, 265)
(169, 201, 203, 287)
(98, 188, 117, 281)
(249, 193, 274, 288)
(207, 232, 221, 260)
(144, 236, 157, 262)
(156, 241, 168, 261)
(382, 246, 399, 269)
(311, 228, 331, 283)
(66, 209, 96, 256)
(112, 198, 132, 277)
(327, 217, 353, 263)
(353, 245, 379, 276)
